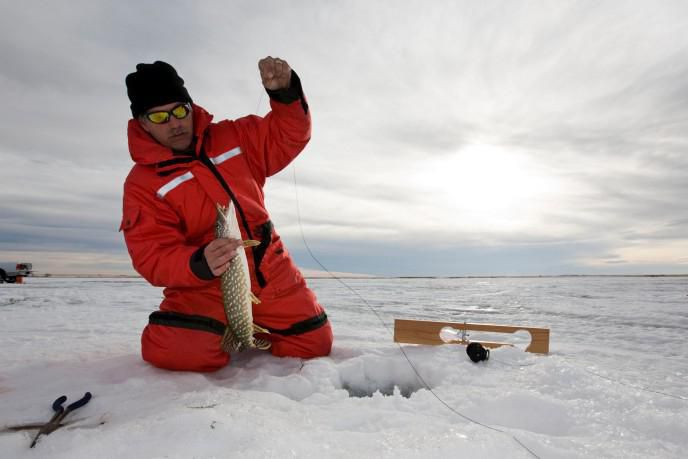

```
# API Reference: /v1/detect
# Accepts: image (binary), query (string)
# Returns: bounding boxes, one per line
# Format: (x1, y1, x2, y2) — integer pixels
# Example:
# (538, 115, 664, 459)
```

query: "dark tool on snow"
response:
(29, 392, 92, 448)
(466, 342, 490, 362)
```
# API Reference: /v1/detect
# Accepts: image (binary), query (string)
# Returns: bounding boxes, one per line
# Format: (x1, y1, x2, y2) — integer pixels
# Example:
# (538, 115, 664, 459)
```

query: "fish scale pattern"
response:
(216, 203, 261, 352)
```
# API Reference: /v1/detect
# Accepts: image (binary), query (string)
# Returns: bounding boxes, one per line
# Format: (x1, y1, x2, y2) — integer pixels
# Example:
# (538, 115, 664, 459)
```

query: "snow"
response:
(1, 276, 687, 458)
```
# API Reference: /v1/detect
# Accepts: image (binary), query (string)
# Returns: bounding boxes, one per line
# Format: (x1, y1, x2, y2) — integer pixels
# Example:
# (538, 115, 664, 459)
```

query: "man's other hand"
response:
(204, 238, 242, 276)
(259, 56, 292, 90)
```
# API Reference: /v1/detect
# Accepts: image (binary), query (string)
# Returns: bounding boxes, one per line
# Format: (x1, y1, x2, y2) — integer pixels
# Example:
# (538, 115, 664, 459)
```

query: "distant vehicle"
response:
(0, 262, 33, 283)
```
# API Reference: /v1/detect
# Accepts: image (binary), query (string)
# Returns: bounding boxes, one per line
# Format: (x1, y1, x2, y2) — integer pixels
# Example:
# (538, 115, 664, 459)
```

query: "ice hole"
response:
(337, 356, 430, 398)
(342, 382, 424, 398)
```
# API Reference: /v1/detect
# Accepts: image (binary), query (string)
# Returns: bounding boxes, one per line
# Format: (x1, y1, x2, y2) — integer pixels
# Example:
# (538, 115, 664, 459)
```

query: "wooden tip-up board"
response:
(394, 319, 550, 354)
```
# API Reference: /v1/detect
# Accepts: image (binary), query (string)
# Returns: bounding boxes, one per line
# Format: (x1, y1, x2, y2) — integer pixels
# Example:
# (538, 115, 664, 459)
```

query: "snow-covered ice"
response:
(1, 276, 686, 458)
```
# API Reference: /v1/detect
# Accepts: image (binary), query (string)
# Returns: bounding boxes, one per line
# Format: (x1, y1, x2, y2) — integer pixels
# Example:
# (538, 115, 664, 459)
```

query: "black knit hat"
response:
(125, 61, 193, 118)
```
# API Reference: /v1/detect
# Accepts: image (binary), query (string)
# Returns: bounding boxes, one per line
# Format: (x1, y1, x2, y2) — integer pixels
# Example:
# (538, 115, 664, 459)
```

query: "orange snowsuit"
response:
(120, 77, 332, 371)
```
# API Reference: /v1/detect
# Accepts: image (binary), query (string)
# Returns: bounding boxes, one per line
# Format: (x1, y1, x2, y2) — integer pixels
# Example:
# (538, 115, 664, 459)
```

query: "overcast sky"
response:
(1, 0, 687, 276)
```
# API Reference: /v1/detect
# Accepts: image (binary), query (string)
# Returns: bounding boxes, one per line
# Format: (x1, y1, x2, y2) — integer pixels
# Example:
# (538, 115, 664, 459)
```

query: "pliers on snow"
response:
(28, 392, 92, 447)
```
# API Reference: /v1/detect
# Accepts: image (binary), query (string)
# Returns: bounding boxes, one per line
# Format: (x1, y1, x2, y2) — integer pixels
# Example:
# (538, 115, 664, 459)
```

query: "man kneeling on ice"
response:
(120, 58, 333, 371)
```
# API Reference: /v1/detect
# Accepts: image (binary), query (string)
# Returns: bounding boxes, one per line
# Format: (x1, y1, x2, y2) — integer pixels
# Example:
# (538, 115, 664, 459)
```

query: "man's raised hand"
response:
(258, 56, 292, 91)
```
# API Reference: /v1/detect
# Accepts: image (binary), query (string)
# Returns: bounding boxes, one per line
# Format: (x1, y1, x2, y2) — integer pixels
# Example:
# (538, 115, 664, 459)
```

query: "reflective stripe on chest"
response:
(155, 147, 242, 199)
(156, 171, 195, 198)
(209, 146, 242, 165)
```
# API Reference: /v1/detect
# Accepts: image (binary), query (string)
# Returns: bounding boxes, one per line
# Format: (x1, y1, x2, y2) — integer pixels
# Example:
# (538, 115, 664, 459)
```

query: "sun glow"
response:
(414, 144, 560, 234)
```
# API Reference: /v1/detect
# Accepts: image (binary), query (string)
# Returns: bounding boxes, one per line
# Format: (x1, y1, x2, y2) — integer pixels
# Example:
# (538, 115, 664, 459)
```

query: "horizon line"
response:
(23, 273, 688, 279)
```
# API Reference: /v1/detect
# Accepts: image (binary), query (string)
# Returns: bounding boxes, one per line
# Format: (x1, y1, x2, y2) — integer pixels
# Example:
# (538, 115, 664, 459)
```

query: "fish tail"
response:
(254, 338, 272, 350)
(221, 326, 241, 353)
(252, 323, 272, 350)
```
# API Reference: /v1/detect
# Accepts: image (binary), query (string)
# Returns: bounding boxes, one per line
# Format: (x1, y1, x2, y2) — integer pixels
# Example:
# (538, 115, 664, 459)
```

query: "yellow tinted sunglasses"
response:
(145, 103, 192, 124)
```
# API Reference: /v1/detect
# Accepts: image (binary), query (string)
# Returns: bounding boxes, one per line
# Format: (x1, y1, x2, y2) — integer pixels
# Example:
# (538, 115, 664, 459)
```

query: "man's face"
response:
(139, 102, 194, 151)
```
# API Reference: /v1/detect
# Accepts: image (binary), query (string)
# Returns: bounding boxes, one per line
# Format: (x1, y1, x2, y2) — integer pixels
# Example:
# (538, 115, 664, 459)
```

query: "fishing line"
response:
(290, 165, 541, 459)
(254, 91, 265, 116)
(254, 88, 540, 457)
(290, 158, 686, 453)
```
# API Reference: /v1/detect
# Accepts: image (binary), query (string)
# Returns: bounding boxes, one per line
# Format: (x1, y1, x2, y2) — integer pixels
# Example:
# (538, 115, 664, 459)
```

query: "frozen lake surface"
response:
(1, 276, 686, 458)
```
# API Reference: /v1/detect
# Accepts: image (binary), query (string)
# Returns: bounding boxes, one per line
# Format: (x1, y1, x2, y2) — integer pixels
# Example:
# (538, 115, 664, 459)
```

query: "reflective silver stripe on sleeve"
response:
(210, 146, 242, 165)
(156, 171, 195, 198)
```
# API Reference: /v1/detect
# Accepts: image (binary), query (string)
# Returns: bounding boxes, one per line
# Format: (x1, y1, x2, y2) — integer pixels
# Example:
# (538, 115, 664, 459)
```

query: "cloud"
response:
(1, 1, 687, 275)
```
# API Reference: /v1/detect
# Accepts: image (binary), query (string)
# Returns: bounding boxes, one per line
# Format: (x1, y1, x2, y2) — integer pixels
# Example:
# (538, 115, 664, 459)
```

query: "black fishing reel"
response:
(466, 342, 490, 363)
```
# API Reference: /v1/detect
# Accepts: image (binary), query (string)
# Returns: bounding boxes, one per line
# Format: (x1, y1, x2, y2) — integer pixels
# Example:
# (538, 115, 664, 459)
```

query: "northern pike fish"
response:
(215, 202, 271, 352)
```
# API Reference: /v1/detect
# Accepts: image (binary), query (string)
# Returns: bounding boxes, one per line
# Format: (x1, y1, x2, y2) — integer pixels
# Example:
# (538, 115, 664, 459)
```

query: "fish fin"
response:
(254, 338, 272, 351)
(250, 292, 261, 304)
(251, 323, 272, 350)
(243, 239, 261, 248)
(252, 323, 270, 335)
